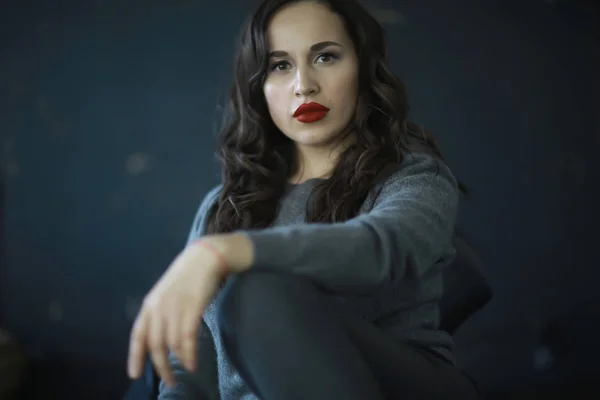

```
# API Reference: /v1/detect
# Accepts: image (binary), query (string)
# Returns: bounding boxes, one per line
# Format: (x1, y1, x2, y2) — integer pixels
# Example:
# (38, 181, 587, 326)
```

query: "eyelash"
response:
(270, 52, 339, 72)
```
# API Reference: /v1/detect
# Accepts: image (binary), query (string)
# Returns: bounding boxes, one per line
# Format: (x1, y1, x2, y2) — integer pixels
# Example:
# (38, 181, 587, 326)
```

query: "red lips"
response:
(293, 102, 330, 123)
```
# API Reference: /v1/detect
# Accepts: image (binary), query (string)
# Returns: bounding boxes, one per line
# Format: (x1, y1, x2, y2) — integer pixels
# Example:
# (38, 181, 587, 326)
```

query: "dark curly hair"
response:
(205, 0, 462, 234)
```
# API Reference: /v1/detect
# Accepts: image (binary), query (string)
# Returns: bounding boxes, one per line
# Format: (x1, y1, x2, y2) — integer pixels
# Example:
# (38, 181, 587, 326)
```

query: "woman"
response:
(128, 0, 481, 398)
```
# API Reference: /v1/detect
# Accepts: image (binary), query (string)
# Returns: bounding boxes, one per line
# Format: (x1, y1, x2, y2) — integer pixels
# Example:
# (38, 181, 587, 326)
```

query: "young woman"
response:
(127, 0, 481, 398)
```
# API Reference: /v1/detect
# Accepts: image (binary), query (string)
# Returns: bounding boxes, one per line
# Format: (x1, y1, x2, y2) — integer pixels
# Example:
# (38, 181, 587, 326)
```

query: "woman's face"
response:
(263, 1, 359, 149)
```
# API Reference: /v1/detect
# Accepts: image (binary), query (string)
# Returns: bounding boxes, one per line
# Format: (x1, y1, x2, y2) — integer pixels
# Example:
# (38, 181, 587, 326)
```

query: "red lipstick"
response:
(293, 102, 330, 123)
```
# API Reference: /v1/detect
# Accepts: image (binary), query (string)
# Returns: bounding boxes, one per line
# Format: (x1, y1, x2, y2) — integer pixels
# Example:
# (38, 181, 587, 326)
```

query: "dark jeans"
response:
(217, 271, 482, 400)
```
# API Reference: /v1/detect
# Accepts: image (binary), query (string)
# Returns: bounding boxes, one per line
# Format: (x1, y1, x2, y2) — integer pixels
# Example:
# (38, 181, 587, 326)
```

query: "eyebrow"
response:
(268, 41, 343, 58)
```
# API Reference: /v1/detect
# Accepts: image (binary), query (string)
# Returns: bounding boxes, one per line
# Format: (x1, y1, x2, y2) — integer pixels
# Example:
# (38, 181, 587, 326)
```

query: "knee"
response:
(215, 271, 319, 337)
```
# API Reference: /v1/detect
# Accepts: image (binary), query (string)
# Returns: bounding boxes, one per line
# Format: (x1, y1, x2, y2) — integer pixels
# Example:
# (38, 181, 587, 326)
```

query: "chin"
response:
(289, 126, 342, 147)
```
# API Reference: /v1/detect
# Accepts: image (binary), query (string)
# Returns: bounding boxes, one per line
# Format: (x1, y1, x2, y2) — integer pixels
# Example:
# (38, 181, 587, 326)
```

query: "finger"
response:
(180, 314, 199, 372)
(166, 307, 182, 357)
(148, 312, 175, 387)
(127, 312, 149, 379)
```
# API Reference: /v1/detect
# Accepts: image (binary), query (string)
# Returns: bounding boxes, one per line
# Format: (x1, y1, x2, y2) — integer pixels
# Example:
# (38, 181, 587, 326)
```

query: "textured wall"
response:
(0, 0, 597, 398)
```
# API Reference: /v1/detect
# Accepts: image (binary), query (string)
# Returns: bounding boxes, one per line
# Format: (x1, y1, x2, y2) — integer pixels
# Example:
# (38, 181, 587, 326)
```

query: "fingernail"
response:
(128, 363, 137, 378)
(187, 360, 196, 372)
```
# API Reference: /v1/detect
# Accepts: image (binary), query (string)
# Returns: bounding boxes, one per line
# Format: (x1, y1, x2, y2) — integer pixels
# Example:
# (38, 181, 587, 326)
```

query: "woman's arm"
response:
(158, 187, 222, 399)
(207, 153, 459, 295)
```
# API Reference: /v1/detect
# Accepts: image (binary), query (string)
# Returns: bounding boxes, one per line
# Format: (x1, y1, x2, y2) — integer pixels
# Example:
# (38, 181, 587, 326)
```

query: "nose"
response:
(294, 67, 319, 97)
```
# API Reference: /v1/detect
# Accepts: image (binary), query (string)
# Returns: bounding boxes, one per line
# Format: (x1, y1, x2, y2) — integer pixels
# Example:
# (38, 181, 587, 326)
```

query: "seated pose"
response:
(127, 0, 482, 398)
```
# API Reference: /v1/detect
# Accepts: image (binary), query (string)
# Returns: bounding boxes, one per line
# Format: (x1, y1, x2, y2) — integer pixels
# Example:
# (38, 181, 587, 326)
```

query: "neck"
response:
(289, 137, 354, 184)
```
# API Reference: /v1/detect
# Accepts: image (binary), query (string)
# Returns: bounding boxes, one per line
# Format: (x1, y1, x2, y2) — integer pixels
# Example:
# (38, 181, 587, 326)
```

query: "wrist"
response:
(194, 233, 254, 275)
(193, 239, 230, 279)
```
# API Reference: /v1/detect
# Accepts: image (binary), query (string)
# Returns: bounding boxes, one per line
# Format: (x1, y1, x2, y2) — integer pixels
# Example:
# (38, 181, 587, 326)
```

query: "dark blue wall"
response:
(1, 0, 597, 398)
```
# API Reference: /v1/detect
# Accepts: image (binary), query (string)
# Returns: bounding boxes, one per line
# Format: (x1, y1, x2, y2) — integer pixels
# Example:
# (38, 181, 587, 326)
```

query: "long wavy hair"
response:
(205, 0, 460, 234)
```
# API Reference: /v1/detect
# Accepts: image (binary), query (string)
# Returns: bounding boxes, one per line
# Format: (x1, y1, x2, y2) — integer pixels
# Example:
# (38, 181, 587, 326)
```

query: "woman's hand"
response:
(126, 240, 227, 387)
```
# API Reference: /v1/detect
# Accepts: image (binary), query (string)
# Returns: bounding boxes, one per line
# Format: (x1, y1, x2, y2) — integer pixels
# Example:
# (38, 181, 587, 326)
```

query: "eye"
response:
(270, 61, 291, 71)
(316, 52, 338, 64)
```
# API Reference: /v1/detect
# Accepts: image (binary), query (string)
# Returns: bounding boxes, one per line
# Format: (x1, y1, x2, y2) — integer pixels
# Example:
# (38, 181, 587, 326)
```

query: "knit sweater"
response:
(158, 152, 459, 400)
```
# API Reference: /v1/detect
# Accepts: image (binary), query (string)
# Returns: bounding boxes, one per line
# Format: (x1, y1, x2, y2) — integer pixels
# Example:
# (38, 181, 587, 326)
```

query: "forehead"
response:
(267, 2, 350, 50)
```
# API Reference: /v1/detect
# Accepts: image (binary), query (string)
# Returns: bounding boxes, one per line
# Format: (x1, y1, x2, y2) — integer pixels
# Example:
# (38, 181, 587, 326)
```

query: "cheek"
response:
(329, 69, 359, 113)
(263, 83, 286, 122)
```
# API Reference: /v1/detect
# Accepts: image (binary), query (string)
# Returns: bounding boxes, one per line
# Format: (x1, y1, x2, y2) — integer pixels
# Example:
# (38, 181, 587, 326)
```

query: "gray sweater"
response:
(158, 152, 459, 400)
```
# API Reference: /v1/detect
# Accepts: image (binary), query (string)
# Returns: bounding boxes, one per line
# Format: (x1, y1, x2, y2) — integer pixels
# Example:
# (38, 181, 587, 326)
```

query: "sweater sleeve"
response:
(158, 186, 222, 400)
(244, 153, 459, 295)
